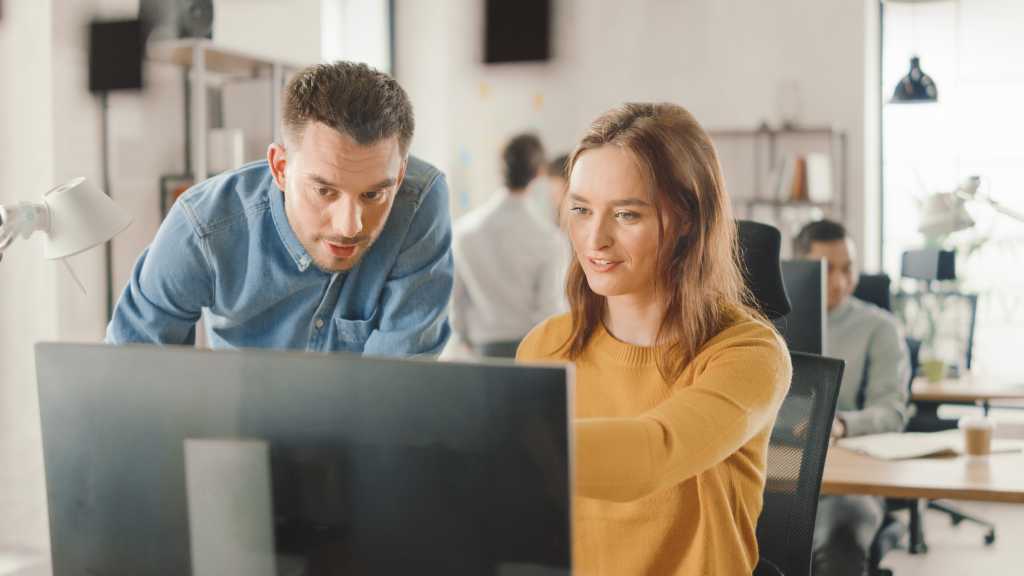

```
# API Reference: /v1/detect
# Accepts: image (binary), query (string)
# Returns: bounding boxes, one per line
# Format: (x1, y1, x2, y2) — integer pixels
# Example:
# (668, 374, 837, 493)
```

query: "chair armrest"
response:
(753, 557, 786, 576)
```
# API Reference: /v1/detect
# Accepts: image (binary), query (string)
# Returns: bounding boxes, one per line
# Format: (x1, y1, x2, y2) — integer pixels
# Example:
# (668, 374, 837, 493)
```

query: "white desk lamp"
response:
(918, 175, 1024, 238)
(953, 175, 1024, 224)
(0, 177, 132, 292)
(918, 191, 974, 238)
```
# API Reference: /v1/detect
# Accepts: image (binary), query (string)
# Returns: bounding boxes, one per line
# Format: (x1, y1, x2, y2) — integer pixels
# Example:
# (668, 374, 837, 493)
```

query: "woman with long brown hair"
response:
(518, 103, 792, 574)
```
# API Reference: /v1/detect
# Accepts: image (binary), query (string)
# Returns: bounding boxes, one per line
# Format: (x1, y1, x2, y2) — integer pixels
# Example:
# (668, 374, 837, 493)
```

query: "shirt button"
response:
(315, 318, 325, 329)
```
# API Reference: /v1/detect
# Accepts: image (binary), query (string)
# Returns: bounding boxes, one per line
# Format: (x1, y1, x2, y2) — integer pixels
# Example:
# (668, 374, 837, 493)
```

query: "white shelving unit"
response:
(148, 39, 307, 182)
(709, 125, 848, 223)
(709, 125, 848, 257)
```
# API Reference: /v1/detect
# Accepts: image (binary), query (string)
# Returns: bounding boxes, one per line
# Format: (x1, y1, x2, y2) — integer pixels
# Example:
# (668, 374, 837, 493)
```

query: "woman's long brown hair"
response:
(561, 103, 761, 383)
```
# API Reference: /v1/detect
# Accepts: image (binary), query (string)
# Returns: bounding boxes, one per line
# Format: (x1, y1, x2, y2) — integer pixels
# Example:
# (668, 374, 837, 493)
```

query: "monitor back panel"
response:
(777, 259, 827, 355)
(36, 343, 571, 575)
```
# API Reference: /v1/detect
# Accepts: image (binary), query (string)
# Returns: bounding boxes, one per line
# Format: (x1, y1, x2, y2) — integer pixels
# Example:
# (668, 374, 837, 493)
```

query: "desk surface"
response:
(911, 372, 1024, 404)
(821, 446, 1024, 504)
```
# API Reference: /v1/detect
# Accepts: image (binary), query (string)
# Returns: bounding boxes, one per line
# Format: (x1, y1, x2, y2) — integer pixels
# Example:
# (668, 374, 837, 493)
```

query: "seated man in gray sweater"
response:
(795, 219, 910, 576)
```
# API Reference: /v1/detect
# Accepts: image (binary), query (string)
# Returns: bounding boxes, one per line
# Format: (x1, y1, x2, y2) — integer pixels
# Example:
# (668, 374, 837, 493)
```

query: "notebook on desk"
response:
(837, 430, 1024, 460)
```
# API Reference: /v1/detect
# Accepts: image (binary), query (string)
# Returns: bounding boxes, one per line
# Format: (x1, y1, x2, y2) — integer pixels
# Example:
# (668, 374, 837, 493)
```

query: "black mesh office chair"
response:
(852, 273, 892, 312)
(736, 221, 846, 576)
(754, 352, 845, 576)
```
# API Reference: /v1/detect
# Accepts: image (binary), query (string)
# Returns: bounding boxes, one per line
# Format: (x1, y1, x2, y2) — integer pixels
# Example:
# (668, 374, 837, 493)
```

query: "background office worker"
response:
(451, 133, 565, 358)
(518, 103, 791, 574)
(795, 219, 910, 576)
(107, 61, 453, 355)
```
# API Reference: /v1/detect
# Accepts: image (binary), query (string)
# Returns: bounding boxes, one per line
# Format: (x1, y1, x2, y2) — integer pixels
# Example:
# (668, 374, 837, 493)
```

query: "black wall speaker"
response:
(484, 0, 551, 64)
(140, 0, 213, 40)
(89, 19, 144, 93)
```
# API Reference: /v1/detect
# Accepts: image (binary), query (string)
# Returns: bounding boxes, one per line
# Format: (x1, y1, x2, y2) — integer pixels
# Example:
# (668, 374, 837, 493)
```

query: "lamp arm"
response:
(954, 176, 1024, 224)
(0, 202, 50, 256)
(988, 199, 1024, 224)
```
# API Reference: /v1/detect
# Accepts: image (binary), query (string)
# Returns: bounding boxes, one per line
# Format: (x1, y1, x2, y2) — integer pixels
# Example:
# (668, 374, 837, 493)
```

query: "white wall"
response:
(51, 0, 137, 341)
(0, 0, 59, 553)
(214, 0, 322, 64)
(322, 0, 391, 73)
(396, 0, 881, 267)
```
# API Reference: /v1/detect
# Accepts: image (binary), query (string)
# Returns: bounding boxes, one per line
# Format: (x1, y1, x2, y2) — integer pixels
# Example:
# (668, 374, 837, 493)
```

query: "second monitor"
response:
(776, 259, 827, 355)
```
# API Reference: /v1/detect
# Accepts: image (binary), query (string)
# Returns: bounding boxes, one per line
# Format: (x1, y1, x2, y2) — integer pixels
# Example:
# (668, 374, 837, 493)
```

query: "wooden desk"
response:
(821, 446, 1024, 504)
(912, 372, 1024, 415)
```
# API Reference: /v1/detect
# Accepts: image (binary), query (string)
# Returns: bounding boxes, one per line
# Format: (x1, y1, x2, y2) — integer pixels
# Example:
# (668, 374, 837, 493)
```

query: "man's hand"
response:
(830, 416, 846, 439)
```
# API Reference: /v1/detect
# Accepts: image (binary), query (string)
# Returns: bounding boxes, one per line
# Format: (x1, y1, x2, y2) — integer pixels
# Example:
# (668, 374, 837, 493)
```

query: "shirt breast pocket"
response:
(333, 308, 379, 347)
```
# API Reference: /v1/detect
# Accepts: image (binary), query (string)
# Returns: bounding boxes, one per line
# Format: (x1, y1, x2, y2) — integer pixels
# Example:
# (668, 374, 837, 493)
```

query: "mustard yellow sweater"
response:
(517, 314, 791, 575)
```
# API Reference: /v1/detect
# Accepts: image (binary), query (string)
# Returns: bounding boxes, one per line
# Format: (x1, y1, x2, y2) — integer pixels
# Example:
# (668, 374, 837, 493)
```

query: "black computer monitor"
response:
(35, 343, 571, 575)
(776, 259, 827, 355)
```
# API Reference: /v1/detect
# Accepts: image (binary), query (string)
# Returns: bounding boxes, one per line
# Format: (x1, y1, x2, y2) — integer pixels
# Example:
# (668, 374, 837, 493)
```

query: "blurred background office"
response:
(2, 0, 1023, 573)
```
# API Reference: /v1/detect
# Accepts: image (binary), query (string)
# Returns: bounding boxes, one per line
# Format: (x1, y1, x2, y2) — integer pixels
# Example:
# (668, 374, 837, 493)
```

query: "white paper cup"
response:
(959, 416, 995, 456)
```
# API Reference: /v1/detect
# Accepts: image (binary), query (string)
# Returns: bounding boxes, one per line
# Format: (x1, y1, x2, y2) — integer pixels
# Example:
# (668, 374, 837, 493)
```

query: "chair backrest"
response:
(853, 273, 893, 312)
(737, 220, 791, 320)
(755, 352, 845, 576)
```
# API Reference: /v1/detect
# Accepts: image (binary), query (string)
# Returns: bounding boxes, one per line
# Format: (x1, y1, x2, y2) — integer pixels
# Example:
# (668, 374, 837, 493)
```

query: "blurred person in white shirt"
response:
(451, 133, 567, 357)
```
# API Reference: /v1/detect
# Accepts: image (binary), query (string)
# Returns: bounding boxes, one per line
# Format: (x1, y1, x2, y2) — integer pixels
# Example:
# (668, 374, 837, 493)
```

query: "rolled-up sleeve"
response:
(105, 200, 213, 345)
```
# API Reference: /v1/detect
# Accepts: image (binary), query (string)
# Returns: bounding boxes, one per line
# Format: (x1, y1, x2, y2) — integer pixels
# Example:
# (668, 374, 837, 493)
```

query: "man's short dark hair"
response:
(502, 133, 545, 190)
(282, 61, 414, 153)
(548, 153, 569, 180)
(794, 219, 848, 256)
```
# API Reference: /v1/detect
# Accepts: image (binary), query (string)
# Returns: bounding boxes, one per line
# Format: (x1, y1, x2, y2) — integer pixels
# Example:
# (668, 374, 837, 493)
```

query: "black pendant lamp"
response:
(891, 55, 938, 103)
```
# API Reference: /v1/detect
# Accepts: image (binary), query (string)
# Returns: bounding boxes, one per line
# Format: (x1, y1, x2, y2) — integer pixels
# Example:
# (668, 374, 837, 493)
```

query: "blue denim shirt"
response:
(106, 156, 453, 356)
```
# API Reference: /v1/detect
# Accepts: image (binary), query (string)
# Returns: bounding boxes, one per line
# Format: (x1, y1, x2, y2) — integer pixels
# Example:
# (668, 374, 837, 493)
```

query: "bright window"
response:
(882, 0, 1024, 380)
(321, 0, 392, 73)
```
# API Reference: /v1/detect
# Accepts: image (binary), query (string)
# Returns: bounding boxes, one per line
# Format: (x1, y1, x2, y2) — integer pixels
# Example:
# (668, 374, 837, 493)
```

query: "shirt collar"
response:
(269, 184, 315, 272)
(497, 187, 531, 207)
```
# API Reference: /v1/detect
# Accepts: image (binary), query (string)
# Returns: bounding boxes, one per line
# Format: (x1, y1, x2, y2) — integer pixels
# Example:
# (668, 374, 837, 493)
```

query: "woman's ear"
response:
(678, 216, 693, 238)
(267, 143, 288, 191)
(676, 201, 696, 237)
(664, 204, 694, 244)
(672, 229, 689, 260)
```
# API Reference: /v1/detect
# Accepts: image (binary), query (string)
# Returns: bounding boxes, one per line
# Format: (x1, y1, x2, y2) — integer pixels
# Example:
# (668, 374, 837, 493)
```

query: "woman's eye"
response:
(568, 206, 589, 215)
(363, 190, 383, 201)
(615, 211, 639, 222)
(315, 187, 333, 197)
